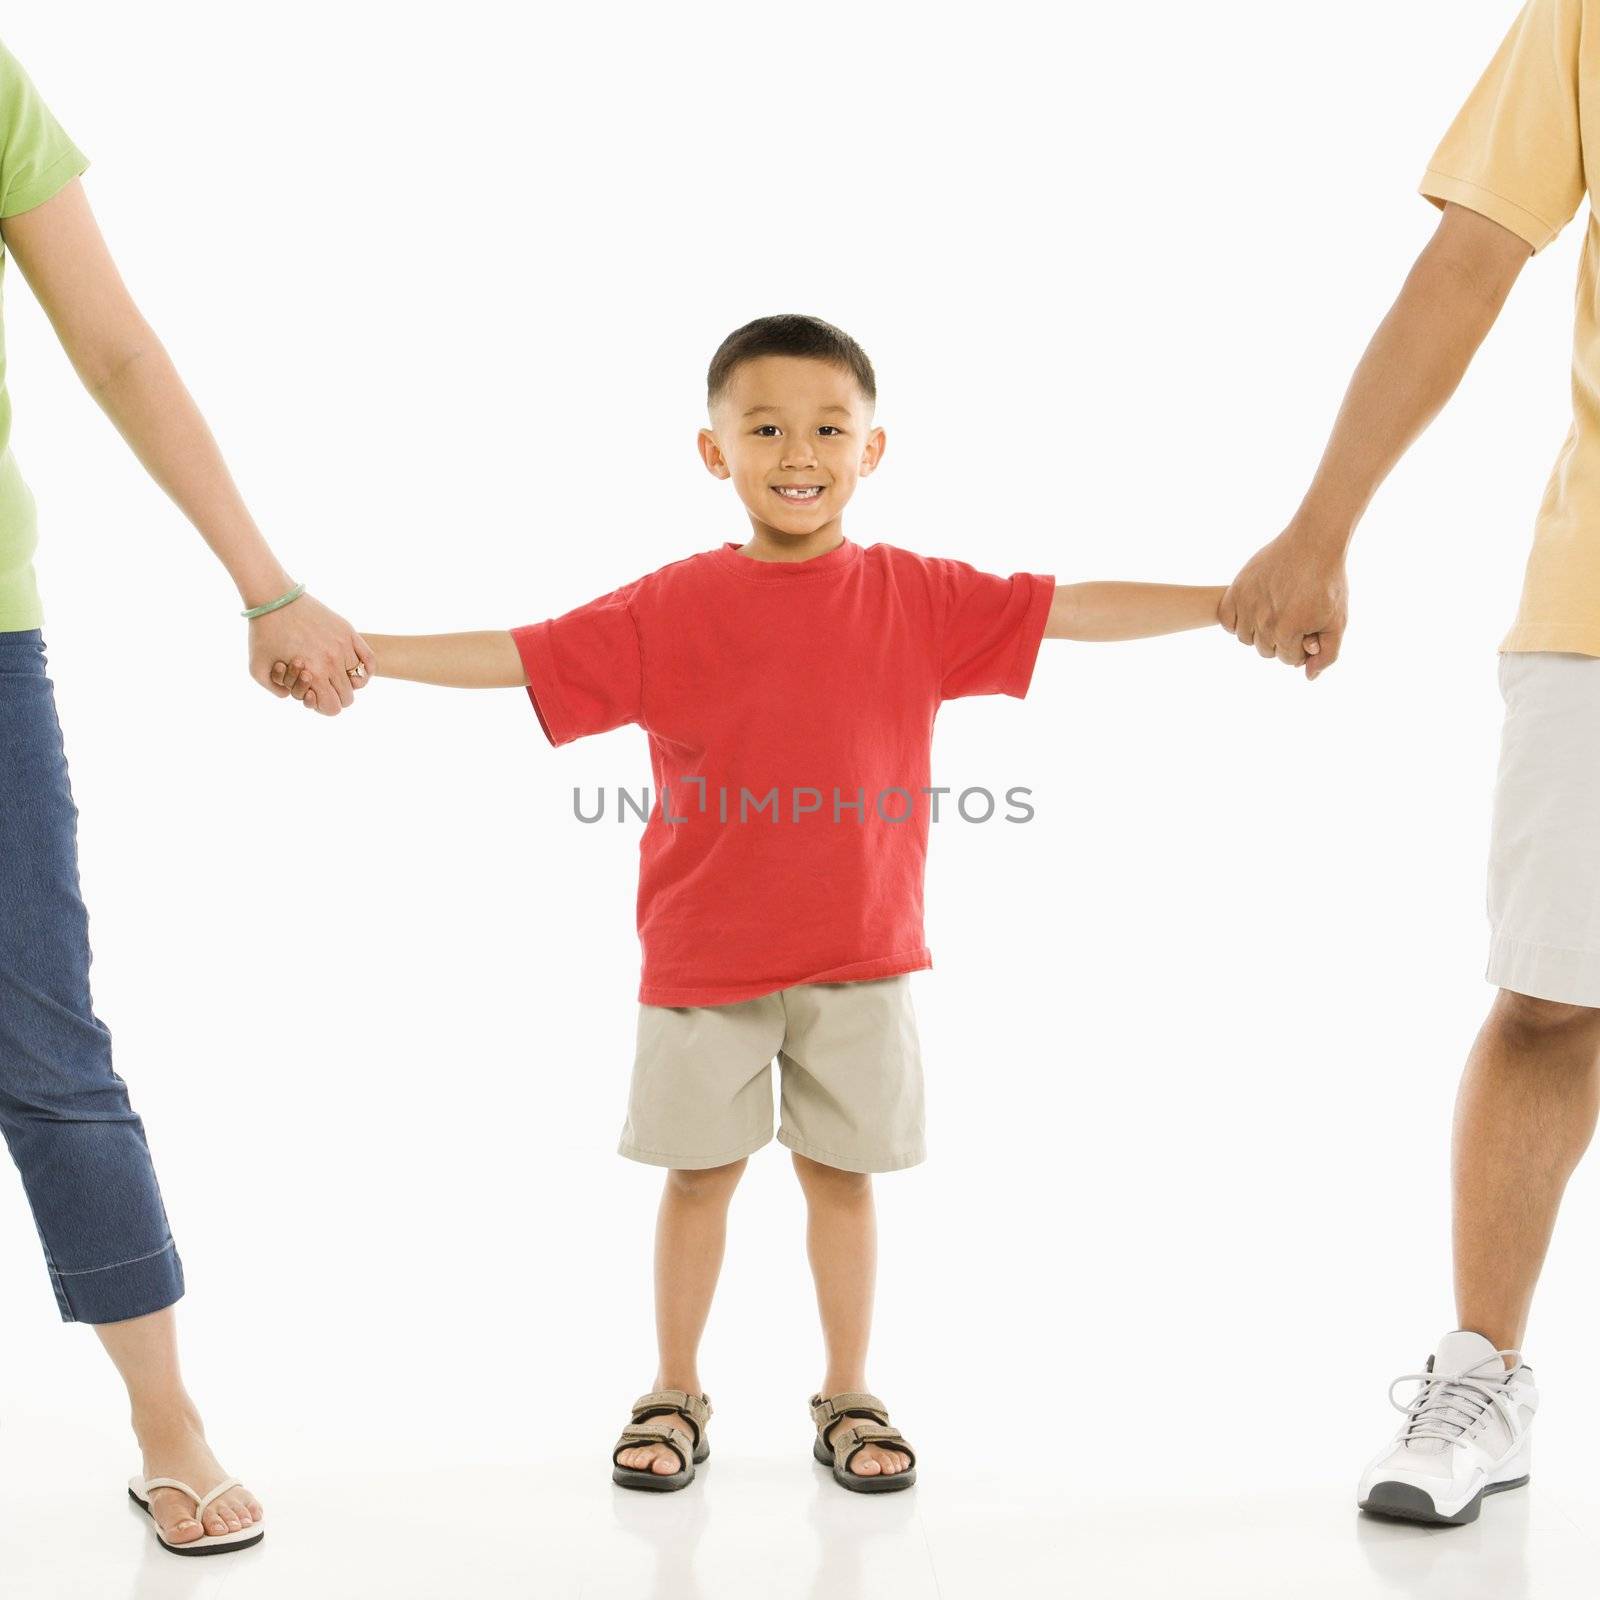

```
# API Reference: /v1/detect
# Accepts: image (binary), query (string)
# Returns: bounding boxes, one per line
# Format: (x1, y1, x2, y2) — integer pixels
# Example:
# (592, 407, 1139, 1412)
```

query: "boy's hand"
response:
(1219, 527, 1347, 679)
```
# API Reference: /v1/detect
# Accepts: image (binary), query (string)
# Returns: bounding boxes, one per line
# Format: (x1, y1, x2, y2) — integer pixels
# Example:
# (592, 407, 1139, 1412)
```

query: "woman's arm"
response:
(0, 178, 373, 714)
(1045, 582, 1225, 642)
(280, 631, 527, 693)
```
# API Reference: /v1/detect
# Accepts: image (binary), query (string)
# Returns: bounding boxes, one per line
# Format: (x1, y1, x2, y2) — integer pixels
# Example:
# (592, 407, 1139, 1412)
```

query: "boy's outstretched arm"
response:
(1045, 582, 1225, 642)
(272, 631, 526, 702)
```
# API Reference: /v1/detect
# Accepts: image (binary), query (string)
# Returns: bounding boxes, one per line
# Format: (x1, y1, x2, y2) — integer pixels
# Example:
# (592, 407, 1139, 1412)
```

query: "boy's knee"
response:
(1491, 988, 1600, 1049)
(791, 1151, 871, 1192)
(667, 1157, 747, 1198)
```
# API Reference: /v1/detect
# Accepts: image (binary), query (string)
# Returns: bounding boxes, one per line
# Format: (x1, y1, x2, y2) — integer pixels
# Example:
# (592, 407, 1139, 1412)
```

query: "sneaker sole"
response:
(1358, 1473, 1529, 1527)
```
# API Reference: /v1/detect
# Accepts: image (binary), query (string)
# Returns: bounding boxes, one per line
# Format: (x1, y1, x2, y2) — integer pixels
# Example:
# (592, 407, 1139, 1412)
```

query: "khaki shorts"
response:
(619, 975, 925, 1174)
(1486, 651, 1600, 1005)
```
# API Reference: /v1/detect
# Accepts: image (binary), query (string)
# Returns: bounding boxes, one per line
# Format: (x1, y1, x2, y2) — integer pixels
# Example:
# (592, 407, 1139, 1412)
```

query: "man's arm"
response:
(275, 631, 526, 697)
(1045, 582, 1225, 641)
(1221, 202, 1532, 677)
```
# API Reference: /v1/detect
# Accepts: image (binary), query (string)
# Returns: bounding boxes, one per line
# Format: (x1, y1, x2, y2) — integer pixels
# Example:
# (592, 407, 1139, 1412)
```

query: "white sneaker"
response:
(1357, 1329, 1536, 1525)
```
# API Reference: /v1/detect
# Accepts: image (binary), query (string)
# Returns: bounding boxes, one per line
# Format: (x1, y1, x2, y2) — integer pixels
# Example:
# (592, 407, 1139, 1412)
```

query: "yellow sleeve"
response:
(1420, 0, 1587, 252)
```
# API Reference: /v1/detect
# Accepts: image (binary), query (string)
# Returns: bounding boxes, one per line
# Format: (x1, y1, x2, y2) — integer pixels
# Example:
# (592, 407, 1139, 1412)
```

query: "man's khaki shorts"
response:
(619, 974, 925, 1174)
(1487, 651, 1600, 1005)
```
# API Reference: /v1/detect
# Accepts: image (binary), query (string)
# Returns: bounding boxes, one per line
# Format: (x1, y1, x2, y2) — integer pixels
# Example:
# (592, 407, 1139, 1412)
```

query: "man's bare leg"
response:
(615, 1158, 746, 1476)
(1453, 989, 1600, 1356)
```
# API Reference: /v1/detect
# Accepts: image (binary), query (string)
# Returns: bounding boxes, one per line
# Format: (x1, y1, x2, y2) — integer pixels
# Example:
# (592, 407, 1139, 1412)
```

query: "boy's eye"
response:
(817, 426, 842, 436)
(754, 425, 780, 436)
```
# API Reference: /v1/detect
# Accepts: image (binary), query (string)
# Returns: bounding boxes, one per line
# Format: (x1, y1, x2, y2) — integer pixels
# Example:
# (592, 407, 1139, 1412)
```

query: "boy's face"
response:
(700, 356, 884, 543)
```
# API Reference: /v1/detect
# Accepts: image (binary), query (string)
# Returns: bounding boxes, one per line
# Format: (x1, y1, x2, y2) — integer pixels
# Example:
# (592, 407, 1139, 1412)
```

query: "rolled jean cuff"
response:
(51, 1238, 185, 1324)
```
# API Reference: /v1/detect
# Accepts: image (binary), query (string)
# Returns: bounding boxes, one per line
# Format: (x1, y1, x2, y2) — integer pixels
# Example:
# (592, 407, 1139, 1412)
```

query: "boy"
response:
(278, 314, 1226, 1492)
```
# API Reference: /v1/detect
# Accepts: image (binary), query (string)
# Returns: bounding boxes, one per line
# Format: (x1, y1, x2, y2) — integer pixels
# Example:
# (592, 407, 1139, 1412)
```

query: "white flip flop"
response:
(128, 1473, 264, 1556)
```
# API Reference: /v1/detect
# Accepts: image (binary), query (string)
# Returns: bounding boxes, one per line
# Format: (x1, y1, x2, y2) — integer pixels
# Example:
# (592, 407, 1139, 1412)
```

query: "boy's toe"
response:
(651, 1450, 679, 1475)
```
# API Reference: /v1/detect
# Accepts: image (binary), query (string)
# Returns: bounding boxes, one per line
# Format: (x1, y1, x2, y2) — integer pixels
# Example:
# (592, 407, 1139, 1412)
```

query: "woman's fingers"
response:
(328, 663, 356, 710)
(308, 664, 354, 715)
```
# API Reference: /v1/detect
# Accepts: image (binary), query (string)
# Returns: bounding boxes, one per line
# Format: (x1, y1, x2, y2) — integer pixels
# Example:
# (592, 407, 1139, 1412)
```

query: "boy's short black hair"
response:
(707, 314, 876, 412)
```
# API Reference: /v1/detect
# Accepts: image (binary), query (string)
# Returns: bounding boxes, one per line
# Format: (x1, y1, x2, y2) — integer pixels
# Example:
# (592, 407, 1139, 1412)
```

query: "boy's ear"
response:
(697, 426, 731, 479)
(858, 426, 887, 477)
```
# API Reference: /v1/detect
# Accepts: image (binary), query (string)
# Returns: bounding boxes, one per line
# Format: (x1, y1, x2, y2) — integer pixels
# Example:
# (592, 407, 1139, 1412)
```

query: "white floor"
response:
(5, 1430, 1600, 1600)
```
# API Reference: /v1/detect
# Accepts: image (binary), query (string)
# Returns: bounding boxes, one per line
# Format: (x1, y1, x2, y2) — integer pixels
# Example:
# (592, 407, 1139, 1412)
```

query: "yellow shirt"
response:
(1422, 0, 1600, 652)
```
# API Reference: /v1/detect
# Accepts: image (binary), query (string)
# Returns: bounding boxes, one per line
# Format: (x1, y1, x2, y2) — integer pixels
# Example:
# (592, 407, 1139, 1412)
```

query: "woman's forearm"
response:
(363, 631, 527, 688)
(3, 180, 293, 608)
(1046, 582, 1224, 641)
(87, 334, 293, 607)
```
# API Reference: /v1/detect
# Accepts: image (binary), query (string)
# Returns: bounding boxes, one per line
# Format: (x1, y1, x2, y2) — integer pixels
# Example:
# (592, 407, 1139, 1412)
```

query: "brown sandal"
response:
(810, 1390, 917, 1493)
(611, 1389, 713, 1492)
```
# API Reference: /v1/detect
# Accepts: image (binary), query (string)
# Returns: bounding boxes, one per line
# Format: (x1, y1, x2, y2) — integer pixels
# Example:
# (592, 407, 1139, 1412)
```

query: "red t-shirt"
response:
(511, 538, 1054, 1006)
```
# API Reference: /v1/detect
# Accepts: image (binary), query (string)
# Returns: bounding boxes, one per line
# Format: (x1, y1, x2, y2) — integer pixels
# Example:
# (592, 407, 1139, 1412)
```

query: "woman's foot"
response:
(134, 1402, 262, 1545)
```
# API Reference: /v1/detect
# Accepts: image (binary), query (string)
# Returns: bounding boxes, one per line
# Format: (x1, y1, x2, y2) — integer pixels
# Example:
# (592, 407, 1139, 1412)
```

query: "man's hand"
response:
(248, 591, 375, 715)
(1219, 529, 1348, 680)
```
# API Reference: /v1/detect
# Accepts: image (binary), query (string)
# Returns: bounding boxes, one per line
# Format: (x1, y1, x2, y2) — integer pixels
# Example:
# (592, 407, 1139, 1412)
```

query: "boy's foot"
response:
(819, 1412, 913, 1479)
(612, 1389, 713, 1482)
(1357, 1330, 1536, 1526)
(615, 1408, 696, 1476)
(134, 1405, 263, 1545)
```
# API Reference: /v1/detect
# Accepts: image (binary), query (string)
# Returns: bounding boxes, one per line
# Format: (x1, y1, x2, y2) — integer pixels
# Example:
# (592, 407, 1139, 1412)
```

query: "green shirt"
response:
(0, 40, 87, 633)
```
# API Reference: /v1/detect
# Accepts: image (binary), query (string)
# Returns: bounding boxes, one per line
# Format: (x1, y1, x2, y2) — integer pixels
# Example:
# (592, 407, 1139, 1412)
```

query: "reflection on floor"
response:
(3, 1441, 1598, 1600)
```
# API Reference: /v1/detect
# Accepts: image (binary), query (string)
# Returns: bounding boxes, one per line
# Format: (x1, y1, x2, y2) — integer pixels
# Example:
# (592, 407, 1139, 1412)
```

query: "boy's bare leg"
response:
(791, 1152, 911, 1479)
(616, 1157, 747, 1476)
(1453, 989, 1600, 1356)
(94, 1307, 263, 1543)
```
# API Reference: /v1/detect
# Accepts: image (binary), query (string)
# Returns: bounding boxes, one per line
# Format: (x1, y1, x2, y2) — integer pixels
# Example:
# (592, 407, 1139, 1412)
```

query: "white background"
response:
(0, 2, 1596, 1595)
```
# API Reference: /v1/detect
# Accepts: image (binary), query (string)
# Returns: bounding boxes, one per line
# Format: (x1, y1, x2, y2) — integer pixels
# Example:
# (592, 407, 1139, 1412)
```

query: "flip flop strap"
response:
(142, 1476, 242, 1522)
(614, 1423, 690, 1472)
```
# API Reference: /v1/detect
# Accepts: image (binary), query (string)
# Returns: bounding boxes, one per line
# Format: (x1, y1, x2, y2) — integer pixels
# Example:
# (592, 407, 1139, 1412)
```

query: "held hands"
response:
(248, 591, 375, 715)
(268, 656, 348, 710)
(1218, 528, 1349, 681)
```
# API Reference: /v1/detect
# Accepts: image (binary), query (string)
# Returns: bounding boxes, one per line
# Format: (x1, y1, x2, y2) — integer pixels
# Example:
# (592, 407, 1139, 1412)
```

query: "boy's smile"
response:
(700, 354, 885, 559)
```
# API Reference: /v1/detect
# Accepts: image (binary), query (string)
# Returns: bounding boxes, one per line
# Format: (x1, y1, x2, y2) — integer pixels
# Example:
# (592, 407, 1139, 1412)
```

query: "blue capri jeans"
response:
(0, 629, 183, 1321)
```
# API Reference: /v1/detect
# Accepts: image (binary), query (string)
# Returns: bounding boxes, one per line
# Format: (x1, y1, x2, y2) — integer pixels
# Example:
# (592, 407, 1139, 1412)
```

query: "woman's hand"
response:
(249, 592, 375, 715)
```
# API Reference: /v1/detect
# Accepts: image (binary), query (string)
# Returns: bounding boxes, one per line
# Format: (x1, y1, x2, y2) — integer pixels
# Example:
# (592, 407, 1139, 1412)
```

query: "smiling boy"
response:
(278, 314, 1227, 1491)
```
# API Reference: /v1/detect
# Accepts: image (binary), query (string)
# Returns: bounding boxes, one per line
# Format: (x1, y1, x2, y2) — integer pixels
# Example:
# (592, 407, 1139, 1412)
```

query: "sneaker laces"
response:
(1388, 1349, 1523, 1447)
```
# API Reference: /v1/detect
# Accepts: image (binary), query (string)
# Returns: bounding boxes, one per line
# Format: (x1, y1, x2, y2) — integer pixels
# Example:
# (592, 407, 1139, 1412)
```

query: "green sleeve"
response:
(0, 38, 87, 218)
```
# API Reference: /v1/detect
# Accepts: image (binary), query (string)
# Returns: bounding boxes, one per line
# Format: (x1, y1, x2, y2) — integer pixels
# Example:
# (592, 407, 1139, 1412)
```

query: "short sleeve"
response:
(935, 559, 1055, 702)
(0, 40, 88, 219)
(510, 587, 643, 747)
(1419, 0, 1587, 253)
